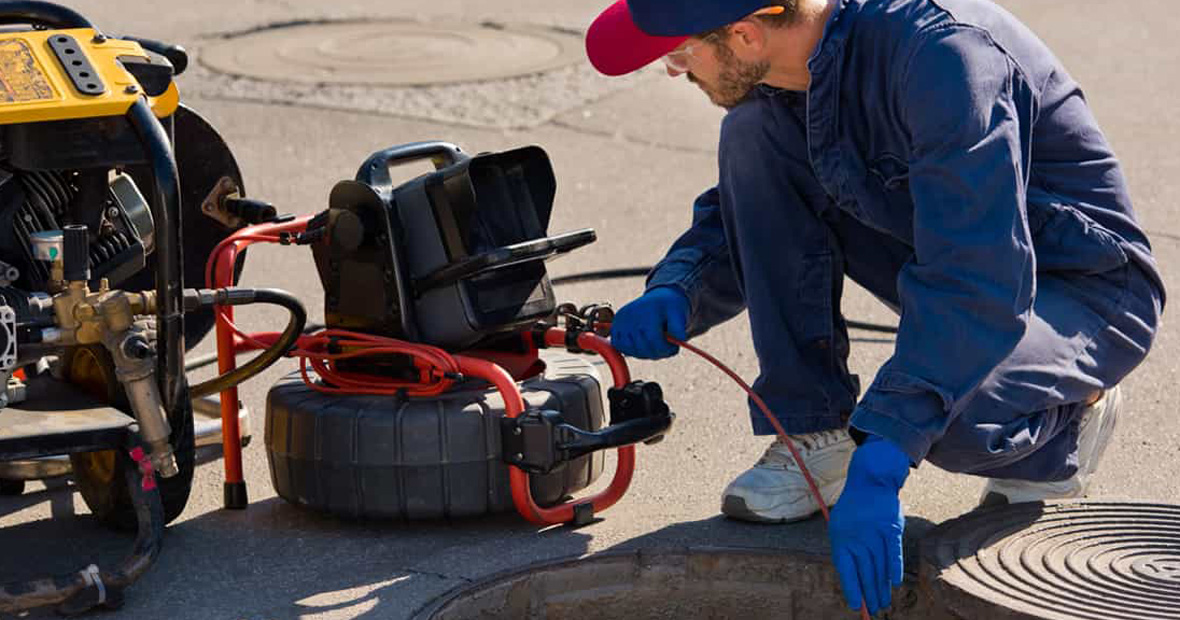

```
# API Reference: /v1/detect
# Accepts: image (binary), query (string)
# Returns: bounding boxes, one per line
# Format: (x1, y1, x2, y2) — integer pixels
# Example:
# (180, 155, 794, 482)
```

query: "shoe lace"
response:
(756, 430, 845, 466)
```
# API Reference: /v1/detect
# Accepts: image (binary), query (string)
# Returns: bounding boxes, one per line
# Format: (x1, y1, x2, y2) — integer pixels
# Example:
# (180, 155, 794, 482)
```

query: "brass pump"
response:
(44, 225, 177, 478)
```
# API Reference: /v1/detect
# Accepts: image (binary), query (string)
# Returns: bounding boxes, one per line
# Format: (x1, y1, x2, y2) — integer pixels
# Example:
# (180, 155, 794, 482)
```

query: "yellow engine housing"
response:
(0, 27, 178, 125)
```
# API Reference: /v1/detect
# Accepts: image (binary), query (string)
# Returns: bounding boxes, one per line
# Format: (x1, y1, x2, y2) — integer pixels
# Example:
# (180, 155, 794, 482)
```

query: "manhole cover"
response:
(201, 20, 584, 86)
(922, 500, 1180, 620)
(414, 547, 933, 619)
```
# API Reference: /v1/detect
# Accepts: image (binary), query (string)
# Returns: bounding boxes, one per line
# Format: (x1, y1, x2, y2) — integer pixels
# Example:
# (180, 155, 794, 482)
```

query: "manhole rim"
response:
(410, 545, 839, 620)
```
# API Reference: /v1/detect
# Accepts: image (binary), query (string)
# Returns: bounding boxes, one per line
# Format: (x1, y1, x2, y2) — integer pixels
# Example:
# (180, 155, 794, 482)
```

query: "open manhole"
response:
(201, 20, 585, 86)
(923, 500, 1180, 620)
(414, 547, 933, 619)
(417, 501, 1180, 619)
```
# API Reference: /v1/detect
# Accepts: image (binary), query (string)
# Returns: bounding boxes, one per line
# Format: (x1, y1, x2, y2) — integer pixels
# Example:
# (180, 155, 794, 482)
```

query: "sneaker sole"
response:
(721, 488, 838, 524)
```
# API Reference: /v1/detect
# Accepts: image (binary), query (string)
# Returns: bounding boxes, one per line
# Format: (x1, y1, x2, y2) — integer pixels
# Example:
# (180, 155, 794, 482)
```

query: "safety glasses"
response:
(661, 5, 787, 72)
(662, 39, 711, 72)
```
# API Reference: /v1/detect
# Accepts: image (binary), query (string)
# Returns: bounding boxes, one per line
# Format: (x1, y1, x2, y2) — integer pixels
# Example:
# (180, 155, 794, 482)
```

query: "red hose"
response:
(666, 335, 872, 620)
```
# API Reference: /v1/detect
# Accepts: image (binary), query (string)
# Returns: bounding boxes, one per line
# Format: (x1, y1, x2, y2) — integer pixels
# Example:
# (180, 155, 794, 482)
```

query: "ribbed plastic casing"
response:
(264, 352, 605, 519)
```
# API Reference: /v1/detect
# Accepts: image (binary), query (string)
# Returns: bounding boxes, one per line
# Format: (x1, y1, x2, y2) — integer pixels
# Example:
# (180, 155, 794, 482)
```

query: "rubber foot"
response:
(224, 481, 248, 509)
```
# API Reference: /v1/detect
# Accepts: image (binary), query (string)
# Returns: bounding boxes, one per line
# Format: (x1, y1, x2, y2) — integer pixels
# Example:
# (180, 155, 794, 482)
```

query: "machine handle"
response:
(119, 36, 189, 75)
(502, 409, 671, 476)
(355, 141, 469, 197)
(0, 1, 93, 28)
(413, 229, 597, 294)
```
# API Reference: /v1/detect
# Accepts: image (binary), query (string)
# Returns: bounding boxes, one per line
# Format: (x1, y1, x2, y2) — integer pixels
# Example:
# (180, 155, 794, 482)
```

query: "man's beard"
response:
(689, 44, 770, 109)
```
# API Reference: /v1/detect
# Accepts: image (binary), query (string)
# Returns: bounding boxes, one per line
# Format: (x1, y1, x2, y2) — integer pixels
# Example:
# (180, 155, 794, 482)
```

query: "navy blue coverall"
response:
(645, 0, 1165, 480)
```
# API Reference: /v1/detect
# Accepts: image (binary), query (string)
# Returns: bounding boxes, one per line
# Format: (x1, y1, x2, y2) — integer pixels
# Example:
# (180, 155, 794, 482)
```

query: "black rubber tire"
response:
(265, 352, 606, 519)
(0, 479, 25, 496)
(65, 346, 195, 531)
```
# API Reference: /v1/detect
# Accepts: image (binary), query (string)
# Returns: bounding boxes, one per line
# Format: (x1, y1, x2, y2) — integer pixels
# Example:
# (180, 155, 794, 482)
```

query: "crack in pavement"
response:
(549, 118, 716, 155)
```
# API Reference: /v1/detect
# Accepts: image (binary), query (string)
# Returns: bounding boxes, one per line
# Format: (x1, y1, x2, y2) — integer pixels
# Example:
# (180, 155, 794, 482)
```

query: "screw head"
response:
(124, 85, 139, 94)
(107, 206, 120, 218)
(92, 33, 107, 44)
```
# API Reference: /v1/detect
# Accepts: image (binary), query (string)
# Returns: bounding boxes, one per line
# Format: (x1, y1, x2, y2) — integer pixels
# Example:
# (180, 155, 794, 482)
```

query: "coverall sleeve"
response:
(849, 26, 1037, 463)
(645, 186, 746, 337)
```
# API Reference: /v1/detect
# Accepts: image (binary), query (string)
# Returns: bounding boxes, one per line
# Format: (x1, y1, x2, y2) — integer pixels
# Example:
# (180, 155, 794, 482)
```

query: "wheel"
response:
(264, 351, 606, 519)
(65, 345, 195, 530)
(0, 479, 25, 496)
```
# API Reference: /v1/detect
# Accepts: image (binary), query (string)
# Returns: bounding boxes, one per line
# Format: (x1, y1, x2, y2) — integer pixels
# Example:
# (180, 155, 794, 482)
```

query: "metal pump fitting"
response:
(42, 231, 176, 477)
(103, 324, 177, 478)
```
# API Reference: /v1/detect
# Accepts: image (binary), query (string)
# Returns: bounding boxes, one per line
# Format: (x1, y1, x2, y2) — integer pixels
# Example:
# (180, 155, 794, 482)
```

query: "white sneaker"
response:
(979, 385, 1122, 507)
(721, 429, 855, 523)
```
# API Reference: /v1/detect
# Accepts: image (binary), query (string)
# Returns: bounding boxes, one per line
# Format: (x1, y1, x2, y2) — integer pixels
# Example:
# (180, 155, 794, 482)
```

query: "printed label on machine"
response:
(0, 40, 55, 103)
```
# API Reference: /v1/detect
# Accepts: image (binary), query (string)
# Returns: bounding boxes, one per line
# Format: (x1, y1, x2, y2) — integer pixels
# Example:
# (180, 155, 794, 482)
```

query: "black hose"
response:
(0, 1, 93, 29)
(550, 267, 651, 286)
(0, 439, 164, 616)
(184, 322, 325, 372)
(550, 266, 900, 334)
(845, 319, 899, 334)
(186, 288, 307, 399)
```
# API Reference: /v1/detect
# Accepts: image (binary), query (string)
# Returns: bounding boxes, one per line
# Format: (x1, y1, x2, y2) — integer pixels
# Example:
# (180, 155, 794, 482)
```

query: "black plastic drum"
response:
(264, 351, 605, 519)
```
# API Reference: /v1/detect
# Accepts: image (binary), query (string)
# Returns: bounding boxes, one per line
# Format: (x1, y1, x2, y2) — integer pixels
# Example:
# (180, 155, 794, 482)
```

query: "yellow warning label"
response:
(0, 39, 55, 103)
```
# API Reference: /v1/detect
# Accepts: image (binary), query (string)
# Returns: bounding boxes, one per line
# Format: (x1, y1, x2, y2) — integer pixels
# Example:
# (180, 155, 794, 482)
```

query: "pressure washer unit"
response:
(0, 2, 307, 614)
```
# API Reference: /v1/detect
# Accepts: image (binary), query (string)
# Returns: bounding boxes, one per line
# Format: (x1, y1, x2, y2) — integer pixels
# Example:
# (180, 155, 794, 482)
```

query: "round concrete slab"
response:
(922, 500, 1180, 620)
(201, 20, 584, 86)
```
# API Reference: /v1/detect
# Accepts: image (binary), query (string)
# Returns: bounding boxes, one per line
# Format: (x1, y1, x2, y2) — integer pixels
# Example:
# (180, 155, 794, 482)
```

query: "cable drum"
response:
(921, 500, 1180, 620)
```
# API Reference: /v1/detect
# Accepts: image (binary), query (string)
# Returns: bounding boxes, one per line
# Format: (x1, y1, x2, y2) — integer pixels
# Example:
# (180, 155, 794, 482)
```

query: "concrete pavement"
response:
(2, 1, 1178, 618)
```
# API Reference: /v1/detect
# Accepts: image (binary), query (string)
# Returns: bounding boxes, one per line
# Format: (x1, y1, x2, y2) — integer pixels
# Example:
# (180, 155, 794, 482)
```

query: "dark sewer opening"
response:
(414, 547, 935, 620)
(417, 501, 1180, 620)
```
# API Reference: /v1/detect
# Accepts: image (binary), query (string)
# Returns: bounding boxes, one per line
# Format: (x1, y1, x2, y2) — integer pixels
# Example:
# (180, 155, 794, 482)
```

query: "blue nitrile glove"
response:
(610, 287, 689, 359)
(828, 435, 910, 615)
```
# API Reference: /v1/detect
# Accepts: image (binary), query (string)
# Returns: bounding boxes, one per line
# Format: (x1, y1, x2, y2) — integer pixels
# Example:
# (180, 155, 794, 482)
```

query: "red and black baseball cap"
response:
(586, 0, 779, 76)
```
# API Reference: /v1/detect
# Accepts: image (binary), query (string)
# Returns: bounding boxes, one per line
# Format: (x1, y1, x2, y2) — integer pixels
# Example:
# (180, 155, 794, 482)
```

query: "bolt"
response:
(107, 206, 120, 219)
(92, 33, 107, 44)
(513, 453, 523, 462)
(513, 427, 522, 436)
(125, 85, 139, 95)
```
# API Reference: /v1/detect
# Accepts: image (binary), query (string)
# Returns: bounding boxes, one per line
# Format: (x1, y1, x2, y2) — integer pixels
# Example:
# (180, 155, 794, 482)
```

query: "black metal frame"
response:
(501, 381, 674, 475)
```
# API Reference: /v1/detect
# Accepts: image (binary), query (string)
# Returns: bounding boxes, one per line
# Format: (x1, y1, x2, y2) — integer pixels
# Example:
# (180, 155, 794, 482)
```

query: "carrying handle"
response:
(355, 141, 469, 198)
(414, 229, 596, 294)
(120, 36, 188, 75)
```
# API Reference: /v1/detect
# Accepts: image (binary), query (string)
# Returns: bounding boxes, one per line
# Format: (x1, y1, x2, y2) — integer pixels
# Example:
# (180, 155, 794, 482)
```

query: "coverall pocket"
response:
(1028, 203, 1129, 275)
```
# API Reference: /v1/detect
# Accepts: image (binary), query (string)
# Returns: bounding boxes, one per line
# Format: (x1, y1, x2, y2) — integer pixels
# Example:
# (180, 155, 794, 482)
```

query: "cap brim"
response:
(586, 0, 688, 76)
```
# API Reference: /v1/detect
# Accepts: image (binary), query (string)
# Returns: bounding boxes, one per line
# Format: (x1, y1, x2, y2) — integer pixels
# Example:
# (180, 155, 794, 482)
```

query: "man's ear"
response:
(727, 19, 768, 60)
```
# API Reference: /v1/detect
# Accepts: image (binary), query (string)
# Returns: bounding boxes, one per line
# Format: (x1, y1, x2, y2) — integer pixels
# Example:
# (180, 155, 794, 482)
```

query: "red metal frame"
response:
(456, 328, 636, 526)
(208, 223, 640, 525)
(208, 217, 312, 494)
